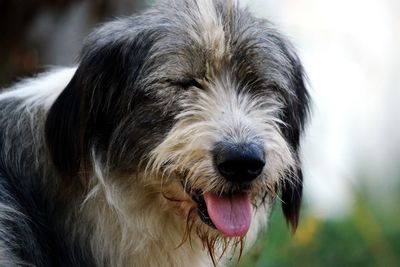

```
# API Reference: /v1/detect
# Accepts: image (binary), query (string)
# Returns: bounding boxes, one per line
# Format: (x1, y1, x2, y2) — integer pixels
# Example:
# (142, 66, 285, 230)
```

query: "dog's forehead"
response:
(150, 0, 293, 89)
(82, 0, 297, 94)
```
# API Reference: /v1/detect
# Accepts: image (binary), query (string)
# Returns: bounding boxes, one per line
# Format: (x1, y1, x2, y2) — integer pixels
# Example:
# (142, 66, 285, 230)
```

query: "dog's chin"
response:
(188, 189, 253, 238)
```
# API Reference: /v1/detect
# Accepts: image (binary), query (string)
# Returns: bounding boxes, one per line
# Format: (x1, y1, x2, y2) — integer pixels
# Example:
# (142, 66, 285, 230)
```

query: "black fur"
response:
(0, 101, 97, 266)
(1, 0, 310, 265)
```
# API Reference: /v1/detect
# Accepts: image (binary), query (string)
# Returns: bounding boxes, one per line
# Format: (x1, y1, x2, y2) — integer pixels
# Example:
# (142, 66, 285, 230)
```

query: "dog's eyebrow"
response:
(168, 78, 204, 90)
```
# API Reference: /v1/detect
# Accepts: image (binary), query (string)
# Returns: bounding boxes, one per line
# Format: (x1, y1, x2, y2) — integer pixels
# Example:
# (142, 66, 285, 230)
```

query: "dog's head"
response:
(45, 0, 309, 261)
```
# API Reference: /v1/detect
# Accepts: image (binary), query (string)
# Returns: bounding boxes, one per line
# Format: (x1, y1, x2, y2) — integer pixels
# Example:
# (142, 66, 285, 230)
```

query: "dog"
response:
(0, 0, 310, 266)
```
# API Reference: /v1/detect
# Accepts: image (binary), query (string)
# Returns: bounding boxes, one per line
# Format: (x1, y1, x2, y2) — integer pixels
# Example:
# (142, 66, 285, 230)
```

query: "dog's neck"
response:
(73, 181, 213, 267)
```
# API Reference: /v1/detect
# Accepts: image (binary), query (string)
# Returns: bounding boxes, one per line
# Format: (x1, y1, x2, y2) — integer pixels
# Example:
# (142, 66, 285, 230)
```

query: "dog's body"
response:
(0, 0, 309, 266)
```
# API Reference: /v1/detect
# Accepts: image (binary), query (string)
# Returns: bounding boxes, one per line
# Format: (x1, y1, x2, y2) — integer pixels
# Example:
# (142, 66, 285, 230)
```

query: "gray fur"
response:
(0, 0, 309, 266)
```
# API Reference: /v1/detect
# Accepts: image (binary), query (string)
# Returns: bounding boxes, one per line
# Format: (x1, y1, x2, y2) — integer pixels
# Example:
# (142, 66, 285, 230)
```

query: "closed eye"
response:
(171, 78, 204, 90)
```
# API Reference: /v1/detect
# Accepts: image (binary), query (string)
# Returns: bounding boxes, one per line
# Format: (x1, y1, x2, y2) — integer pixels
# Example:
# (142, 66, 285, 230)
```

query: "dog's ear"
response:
(281, 167, 303, 232)
(45, 22, 158, 179)
(279, 46, 310, 233)
(45, 75, 85, 179)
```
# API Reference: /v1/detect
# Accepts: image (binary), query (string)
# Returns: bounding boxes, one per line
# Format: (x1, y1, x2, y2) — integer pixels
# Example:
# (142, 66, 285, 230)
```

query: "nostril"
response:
(245, 160, 265, 176)
(218, 160, 238, 177)
(214, 142, 265, 183)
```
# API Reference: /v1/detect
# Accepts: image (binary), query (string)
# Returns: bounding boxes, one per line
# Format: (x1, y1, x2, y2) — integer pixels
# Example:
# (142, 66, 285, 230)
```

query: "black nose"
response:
(213, 142, 265, 183)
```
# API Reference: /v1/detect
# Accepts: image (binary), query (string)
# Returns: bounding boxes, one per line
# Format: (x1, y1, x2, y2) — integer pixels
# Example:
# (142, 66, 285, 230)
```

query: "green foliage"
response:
(235, 191, 400, 267)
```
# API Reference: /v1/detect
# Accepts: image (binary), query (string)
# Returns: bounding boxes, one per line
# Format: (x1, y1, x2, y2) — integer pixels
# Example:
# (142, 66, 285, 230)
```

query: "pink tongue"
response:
(203, 192, 252, 237)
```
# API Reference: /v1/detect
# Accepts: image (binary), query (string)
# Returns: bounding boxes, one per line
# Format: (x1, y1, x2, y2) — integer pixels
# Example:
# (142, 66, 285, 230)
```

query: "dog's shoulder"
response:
(0, 169, 50, 266)
(0, 146, 96, 267)
(0, 68, 96, 266)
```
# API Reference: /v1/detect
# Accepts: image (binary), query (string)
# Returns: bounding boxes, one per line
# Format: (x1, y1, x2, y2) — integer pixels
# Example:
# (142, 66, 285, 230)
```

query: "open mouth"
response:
(191, 190, 215, 228)
(189, 189, 252, 237)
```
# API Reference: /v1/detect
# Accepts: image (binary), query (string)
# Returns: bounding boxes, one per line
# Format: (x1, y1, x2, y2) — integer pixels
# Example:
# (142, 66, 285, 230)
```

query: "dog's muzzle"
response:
(191, 142, 265, 237)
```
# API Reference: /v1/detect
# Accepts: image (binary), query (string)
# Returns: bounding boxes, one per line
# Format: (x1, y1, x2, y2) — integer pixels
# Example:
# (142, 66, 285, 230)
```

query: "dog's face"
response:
(45, 0, 309, 261)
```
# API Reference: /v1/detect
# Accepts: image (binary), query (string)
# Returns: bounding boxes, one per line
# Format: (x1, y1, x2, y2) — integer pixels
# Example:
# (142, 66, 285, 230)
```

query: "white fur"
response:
(81, 164, 213, 267)
(146, 71, 293, 265)
(0, 67, 76, 109)
(174, 0, 227, 57)
(0, 69, 215, 267)
(0, 66, 282, 267)
(0, 1, 300, 264)
(150, 71, 295, 193)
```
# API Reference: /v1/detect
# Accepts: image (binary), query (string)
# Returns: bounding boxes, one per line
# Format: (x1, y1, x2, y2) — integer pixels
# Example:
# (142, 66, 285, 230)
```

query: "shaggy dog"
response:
(0, 0, 309, 266)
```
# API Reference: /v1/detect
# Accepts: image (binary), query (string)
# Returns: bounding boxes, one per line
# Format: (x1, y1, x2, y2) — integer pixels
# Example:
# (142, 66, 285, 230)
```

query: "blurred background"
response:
(1, 0, 399, 266)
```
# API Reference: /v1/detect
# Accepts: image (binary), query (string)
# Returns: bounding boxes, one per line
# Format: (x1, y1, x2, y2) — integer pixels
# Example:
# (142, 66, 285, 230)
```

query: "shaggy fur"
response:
(0, 0, 309, 266)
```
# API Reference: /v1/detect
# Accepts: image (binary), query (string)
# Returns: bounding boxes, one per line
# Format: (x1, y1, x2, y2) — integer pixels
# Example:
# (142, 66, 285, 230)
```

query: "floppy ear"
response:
(45, 22, 158, 180)
(45, 75, 85, 179)
(279, 47, 310, 233)
(281, 167, 303, 232)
